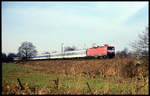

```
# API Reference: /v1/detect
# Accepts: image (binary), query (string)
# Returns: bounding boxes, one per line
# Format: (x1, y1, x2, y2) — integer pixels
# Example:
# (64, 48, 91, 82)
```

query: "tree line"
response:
(1, 27, 149, 62)
(116, 27, 149, 58)
(2, 41, 37, 62)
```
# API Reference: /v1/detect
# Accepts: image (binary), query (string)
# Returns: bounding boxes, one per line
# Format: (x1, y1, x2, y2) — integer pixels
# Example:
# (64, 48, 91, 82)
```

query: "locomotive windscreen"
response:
(108, 47, 115, 50)
(108, 47, 115, 53)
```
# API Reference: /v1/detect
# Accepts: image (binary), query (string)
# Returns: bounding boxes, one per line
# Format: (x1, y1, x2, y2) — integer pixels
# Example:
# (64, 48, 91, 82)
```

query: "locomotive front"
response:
(107, 46, 115, 58)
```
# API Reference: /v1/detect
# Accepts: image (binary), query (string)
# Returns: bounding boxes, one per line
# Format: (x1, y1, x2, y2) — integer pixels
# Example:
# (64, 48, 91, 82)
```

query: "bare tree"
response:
(130, 27, 149, 58)
(17, 41, 37, 60)
(122, 47, 128, 57)
(2, 53, 7, 62)
(7, 53, 17, 61)
(43, 52, 50, 59)
(64, 46, 76, 52)
(116, 47, 128, 58)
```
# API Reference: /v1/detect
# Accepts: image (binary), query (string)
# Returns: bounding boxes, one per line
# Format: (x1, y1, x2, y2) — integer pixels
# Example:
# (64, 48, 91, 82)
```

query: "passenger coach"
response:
(30, 44, 115, 60)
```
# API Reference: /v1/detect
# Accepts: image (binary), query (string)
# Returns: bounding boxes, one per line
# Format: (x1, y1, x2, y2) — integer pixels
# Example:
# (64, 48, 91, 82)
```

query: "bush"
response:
(120, 61, 139, 78)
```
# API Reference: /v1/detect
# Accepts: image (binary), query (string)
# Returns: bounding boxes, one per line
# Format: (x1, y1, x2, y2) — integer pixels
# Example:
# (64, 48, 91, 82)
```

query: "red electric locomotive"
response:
(87, 44, 115, 58)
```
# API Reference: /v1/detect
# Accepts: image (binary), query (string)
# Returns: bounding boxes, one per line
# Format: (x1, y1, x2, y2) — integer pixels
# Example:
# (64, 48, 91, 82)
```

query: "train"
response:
(30, 44, 115, 60)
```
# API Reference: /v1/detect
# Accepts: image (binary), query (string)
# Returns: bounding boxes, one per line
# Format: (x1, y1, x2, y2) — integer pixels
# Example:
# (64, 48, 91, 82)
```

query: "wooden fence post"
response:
(53, 77, 59, 90)
(86, 82, 93, 94)
(17, 78, 24, 90)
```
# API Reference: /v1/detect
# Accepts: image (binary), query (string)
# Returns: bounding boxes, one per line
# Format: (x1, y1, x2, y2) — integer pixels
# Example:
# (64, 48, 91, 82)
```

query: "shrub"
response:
(120, 61, 138, 78)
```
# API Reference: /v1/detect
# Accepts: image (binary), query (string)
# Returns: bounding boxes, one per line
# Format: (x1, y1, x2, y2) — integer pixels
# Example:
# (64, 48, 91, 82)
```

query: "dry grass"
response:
(2, 57, 149, 95)
(20, 57, 147, 79)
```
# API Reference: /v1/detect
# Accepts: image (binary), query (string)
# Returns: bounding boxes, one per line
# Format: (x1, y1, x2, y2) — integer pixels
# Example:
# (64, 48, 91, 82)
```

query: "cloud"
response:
(95, 2, 148, 24)
(2, 2, 148, 54)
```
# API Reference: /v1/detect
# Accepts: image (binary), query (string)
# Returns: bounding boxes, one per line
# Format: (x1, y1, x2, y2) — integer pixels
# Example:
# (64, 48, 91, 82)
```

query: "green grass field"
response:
(2, 59, 148, 95)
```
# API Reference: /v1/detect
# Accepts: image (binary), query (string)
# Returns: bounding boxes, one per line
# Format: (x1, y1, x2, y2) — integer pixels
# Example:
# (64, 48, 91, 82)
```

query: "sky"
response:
(2, 1, 149, 55)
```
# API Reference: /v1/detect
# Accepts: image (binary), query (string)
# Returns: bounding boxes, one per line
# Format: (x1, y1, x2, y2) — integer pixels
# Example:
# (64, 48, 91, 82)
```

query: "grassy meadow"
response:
(2, 57, 149, 95)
